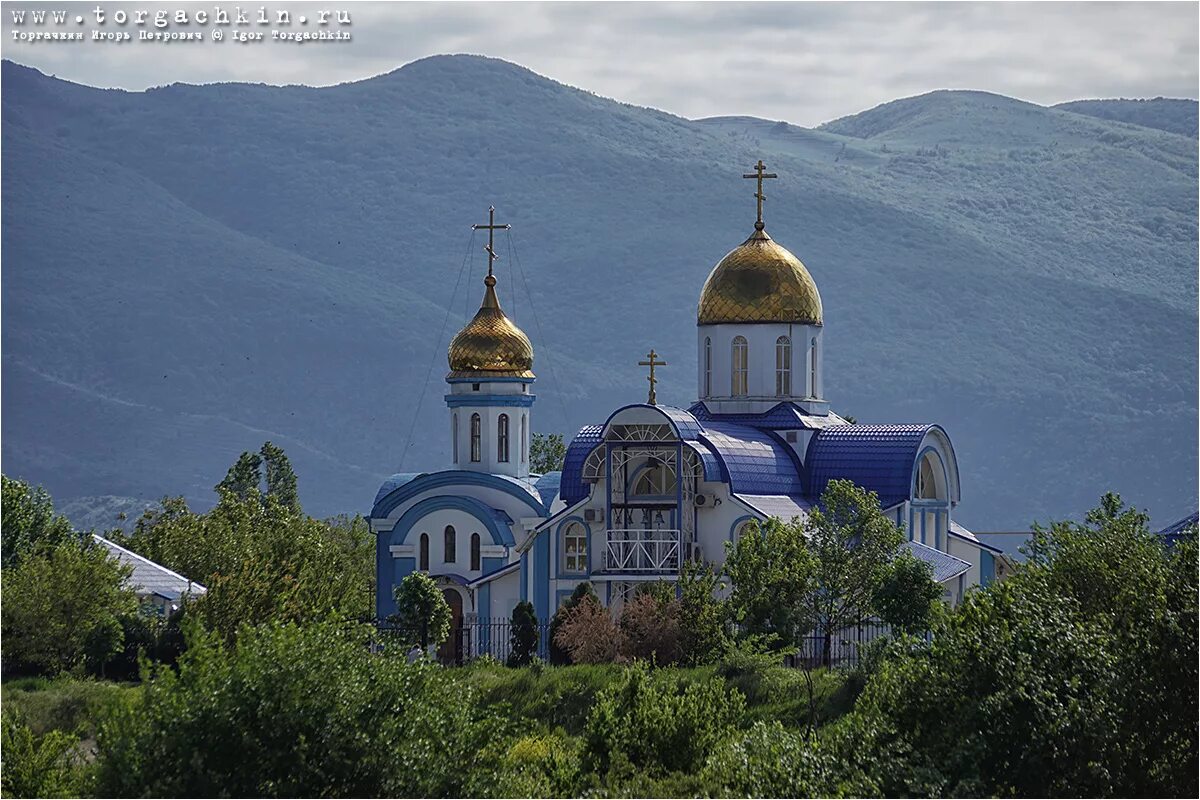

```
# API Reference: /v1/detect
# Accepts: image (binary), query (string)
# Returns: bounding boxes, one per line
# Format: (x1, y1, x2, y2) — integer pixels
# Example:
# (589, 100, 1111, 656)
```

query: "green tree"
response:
(507, 601, 539, 666)
(391, 573, 451, 650)
(829, 493, 1198, 797)
(260, 441, 301, 514)
(215, 450, 263, 501)
(530, 432, 567, 474)
(1, 710, 86, 797)
(2, 538, 138, 675)
(872, 550, 943, 634)
(676, 560, 730, 665)
(723, 517, 816, 647)
(804, 480, 908, 665)
(213, 442, 301, 513)
(549, 581, 599, 664)
(1, 475, 79, 569)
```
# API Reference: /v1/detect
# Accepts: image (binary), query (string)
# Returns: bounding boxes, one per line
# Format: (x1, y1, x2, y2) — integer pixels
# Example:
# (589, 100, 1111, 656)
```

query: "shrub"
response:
(582, 661, 746, 777)
(553, 597, 621, 664)
(618, 591, 681, 665)
(548, 582, 598, 665)
(701, 720, 829, 796)
(676, 560, 730, 665)
(1, 709, 87, 797)
(390, 572, 451, 650)
(94, 620, 502, 797)
(507, 601, 539, 667)
(467, 731, 586, 798)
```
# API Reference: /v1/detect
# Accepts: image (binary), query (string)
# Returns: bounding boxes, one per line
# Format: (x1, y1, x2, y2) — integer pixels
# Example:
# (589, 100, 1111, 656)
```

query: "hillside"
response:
(1055, 97, 1198, 138)
(2, 56, 1196, 530)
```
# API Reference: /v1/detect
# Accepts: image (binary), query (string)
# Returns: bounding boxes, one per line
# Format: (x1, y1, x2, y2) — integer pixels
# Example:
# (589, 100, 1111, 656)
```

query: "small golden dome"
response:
(697, 228, 822, 325)
(447, 275, 535, 378)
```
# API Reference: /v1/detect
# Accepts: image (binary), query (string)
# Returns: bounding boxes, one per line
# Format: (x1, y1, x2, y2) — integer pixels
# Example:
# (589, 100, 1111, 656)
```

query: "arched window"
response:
(810, 337, 818, 398)
(630, 459, 677, 498)
(775, 336, 792, 396)
(520, 414, 528, 463)
(452, 413, 459, 464)
(731, 336, 749, 397)
(470, 533, 481, 571)
(497, 414, 510, 462)
(444, 525, 456, 563)
(916, 452, 946, 501)
(703, 337, 712, 397)
(734, 520, 755, 542)
(419, 533, 429, 571)
(470, 414, 481, 462)
(563, 522, 588, 573)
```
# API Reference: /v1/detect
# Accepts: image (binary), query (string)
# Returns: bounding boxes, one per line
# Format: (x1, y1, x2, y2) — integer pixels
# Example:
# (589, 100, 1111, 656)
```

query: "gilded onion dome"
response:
(447, 275, 535, 378)
(697, 227, 823, 325)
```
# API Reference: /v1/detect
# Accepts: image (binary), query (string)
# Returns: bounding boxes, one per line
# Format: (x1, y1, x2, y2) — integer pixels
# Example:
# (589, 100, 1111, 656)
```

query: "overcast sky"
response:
(3, 1, 1196, 125)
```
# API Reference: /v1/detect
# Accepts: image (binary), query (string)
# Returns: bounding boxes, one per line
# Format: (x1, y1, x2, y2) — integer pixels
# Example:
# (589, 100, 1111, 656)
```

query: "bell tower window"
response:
(810, 337, 818, 398)
(704, 337, 712, 397)
(419, 533, 429, 571)
(776, 336, 792, 396)
(444, 525, 456, 563)
(498, 414, 510, 462)
(731, 336, 748, 397)
(470, 413, 481, 462)
(452, 412, 459, 464)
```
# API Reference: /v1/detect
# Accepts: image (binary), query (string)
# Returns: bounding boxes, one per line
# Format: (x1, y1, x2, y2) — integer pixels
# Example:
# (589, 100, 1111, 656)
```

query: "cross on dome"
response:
(742, 159, 778, 231)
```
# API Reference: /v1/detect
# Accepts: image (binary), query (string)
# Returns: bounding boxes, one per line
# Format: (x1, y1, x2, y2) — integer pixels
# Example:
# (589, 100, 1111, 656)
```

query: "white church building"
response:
(370, 164, 1005, 646)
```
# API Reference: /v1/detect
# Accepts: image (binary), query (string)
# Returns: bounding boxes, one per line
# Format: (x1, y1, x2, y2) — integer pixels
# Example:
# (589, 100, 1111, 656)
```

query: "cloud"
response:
(3, 1, 1195, 125)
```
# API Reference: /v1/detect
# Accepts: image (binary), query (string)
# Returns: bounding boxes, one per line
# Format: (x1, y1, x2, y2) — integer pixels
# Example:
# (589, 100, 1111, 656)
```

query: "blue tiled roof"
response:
(689, 401, 806, 429)
(560, 425, 603, 505)
(738, 494, 811, 521)
(805, 425, 933, 507)
(1159, 511, 1198, 547)
(700, 421, 804, 496)
(534, 471, 563, 509)
(656, 405, 704, 440)
(685, 440, 724, 482)
(903, 540, 971, 583)
(373, 472, 424, 506)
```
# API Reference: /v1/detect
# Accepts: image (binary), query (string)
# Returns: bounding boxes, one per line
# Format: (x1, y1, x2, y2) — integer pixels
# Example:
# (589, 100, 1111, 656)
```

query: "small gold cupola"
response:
(697, 160, 823, 325)
(447, 206, 535, 378)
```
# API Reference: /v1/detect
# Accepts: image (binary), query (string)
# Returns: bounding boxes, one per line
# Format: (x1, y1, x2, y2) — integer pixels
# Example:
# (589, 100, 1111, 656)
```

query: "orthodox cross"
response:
(472, 205, 510, 277)
(638, 349, 667, 406)
(742, 159, 778, 230)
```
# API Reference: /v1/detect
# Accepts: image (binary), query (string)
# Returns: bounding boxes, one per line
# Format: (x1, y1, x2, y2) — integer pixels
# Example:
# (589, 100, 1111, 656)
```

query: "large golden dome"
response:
(447, 275, 535, 378)
(697, 227, 822, 325)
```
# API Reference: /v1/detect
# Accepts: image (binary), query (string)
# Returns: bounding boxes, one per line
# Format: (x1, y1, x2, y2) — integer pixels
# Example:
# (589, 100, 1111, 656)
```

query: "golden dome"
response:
(447, 275, 535, 378)
(697, 227, 823, 325)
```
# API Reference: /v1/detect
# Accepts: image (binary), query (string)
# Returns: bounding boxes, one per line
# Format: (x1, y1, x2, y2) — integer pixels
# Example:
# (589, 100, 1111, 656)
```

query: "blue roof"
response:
(685, 440, 724, 482)
(373, 472, 424, 506)
(738, 494, 811, 520)
(560, 425, 603, 505)
(656, 405, 704, 440)
(371, 470, 547, 519)
(699, 421, 804, 496)
(689, 401, 806, 430)
(903, 540, 971, 583)
(534, 471, 563, 508)
(805, 425, 933, 507)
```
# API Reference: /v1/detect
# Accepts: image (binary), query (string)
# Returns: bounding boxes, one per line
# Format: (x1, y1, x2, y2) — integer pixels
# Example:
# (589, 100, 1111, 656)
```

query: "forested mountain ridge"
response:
(3, 55, 1196, 530)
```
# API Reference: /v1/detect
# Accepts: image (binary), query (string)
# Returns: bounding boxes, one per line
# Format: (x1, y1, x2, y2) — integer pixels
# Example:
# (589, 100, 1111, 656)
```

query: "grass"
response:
(2, 676, 138, 738)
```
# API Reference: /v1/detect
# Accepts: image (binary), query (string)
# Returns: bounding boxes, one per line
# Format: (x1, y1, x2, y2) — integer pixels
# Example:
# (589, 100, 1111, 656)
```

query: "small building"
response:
(93, 534, 206, 614)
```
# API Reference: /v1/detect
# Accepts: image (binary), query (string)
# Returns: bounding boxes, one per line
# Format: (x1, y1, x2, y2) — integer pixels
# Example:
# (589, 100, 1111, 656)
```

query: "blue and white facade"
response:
(371, 189, 1004, 630)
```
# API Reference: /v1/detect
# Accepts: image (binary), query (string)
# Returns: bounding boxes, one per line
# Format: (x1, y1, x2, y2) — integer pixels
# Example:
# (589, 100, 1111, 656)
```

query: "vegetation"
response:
(530, 432, 567, 474)
(507, 601, 539, 667)
(389, 572, 452, 650)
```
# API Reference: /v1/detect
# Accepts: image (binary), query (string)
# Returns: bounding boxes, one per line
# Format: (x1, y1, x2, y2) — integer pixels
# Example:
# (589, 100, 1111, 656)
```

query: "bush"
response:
(1, 709, 87, 797)
(390, 572, 451, 650)
(618, 591, 681, 665)
(507, 601, 539, 667)
(701, 720, 829, 796)
(553, 595, 621, 664)
(548, 582, 598, 665)
(582, 661, 746, 777)
(676, 560, 730, 665)
(95, 620, 504, 797)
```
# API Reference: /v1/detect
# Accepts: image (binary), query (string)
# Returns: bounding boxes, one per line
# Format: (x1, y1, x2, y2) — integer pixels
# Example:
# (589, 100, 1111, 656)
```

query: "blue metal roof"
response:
(560, 425, 603, 505)
(685, 440, 724, 482)
(903, 540, 971, 583)
(738, 494, 811, 521)
(1159, 511, 1198, 547)
(373, 472, 424, 506)
(688, 401, 806, 430)
(805, 425, 932, 507)
(656, 405, 705, 440)
(534, 471, 562, 509)
(699, 421, 805, 496)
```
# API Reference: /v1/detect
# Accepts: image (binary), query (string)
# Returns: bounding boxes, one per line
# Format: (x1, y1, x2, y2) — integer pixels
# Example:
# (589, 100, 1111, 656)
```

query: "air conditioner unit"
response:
(584, 508, 604, 523)
(694, 494, 710, 507)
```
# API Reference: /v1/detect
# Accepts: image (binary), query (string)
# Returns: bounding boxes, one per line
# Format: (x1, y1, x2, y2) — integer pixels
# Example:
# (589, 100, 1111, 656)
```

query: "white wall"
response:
(446, 378, 533, 478)
(697, 322, 823, 413)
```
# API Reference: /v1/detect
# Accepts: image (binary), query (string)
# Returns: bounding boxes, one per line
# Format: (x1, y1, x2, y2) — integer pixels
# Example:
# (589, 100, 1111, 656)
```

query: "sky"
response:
(1, 1, 1196, 126)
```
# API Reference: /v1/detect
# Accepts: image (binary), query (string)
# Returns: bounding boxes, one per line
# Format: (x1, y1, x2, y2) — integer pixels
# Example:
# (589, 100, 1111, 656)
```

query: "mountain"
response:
(2, 57, 1196, 531)
(1054, 98, 1198, 138)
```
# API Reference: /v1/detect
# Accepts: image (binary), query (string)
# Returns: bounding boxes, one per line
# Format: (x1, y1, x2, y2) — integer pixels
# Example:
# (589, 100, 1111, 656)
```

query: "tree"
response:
(1, 475, 79, 570)
(619, 589, 681, 665)
(2, 710, 86, 797)
(553, 596, 621, 664)
(260, 441, 301, 514)
(549, 581, 599, 664)
(804, 480, 907, 665)
(215, 451, 263, 501)
(872, 550, 942, 634)
(2, 538, 138, 675)
(391, 573, 451, 650)
(676, 560, 730, 665)
(530, 432, 567, 474)
(508, 601, 539, 666)
(723, 517, 816, 647)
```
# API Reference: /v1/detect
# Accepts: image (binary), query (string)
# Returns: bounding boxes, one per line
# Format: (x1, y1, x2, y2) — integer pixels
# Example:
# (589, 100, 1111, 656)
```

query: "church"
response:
(370, 162, 1006, 647)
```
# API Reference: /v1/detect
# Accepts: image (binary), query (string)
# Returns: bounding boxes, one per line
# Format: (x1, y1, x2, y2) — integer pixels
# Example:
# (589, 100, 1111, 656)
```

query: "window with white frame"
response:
(775, 335, 791, 396)
(562, 522, 588, 573)
(731, 336, 748, 397)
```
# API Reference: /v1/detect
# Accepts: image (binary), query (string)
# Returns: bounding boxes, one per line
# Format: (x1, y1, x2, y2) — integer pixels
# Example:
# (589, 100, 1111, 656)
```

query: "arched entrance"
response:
(437, 588, 464, 665)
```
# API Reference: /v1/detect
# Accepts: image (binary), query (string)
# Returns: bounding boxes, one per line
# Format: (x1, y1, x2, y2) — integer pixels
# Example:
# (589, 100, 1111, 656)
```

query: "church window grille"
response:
(776, 336, 792, 396)
(470, 533, 481, 571)
(444, 526, 456, 563)
(470, 414, 481, 462)
(452, 413, 459, 464)
(810, 337, 818, 397)
(498, 414, 510, 462)
(419, 533, 429, 571)
(731, 336, 749, 397)
(704, 337, 712, 397)
(563, 522, 588, 573)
